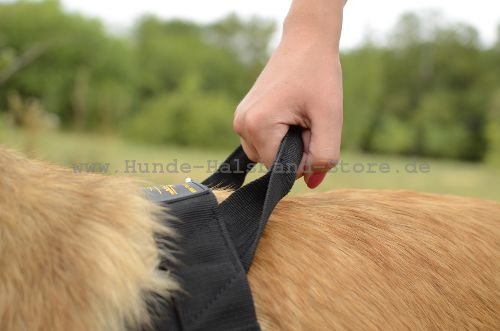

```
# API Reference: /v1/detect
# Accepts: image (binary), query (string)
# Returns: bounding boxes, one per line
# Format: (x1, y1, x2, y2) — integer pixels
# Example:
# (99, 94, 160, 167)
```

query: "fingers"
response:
(234, 104, 290, 169)
(239, 137, 259, 163)
(235, 101, 343, 189)
(234, 58, 343, 190)
(303, 106, 343, 189)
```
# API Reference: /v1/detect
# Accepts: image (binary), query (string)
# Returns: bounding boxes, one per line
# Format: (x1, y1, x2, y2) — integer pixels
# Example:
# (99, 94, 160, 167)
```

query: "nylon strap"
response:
(152, 127, 303, 330)
(202, 145, 255, 189)
(203, 126, 303, 270)
(153, 185, 260, 331)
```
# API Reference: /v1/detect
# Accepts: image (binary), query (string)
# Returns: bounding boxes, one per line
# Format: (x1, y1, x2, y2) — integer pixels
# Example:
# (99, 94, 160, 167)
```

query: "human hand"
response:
(234, 30, 343, 189)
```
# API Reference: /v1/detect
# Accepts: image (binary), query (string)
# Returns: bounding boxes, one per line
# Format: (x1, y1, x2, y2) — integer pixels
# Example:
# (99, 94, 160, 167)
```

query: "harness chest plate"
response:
(147, 127, 303, 331)
(149, 182, 260, 331)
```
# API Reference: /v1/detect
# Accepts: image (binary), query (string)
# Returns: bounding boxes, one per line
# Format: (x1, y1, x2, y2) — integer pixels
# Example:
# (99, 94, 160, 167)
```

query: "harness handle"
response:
(203, 126, 303, 271)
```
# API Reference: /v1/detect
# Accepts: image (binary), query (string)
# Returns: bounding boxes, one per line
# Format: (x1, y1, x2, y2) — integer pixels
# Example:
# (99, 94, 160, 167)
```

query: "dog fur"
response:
(0, 147, 177, 331)
(1, 146, 499, 330)
(249, 190, 500, 330)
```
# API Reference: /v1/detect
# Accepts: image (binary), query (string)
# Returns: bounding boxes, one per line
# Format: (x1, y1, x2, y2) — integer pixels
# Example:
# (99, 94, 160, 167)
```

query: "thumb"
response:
(303, 118, 342, 189)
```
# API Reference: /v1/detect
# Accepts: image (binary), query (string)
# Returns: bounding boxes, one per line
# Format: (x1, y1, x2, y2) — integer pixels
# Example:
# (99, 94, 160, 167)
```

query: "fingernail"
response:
(306, 172, 327, 189)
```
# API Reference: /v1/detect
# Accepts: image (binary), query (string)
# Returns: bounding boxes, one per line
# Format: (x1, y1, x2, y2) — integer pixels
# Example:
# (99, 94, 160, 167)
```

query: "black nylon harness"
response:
(145, 127, 303, 331)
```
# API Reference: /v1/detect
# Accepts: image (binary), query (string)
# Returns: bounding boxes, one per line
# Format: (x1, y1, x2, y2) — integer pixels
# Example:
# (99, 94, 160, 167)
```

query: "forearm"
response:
(282, 0, 346, 51)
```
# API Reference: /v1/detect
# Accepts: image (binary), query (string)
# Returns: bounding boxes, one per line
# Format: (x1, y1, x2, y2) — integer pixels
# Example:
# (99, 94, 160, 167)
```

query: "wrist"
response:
(281, 0, 344, 53)
(281, 25, 341, 54)
(279, 25, 341, 57)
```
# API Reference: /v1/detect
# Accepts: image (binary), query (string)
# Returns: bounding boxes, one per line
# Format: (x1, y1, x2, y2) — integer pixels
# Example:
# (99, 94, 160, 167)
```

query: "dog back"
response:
(248, 190, 500, 330)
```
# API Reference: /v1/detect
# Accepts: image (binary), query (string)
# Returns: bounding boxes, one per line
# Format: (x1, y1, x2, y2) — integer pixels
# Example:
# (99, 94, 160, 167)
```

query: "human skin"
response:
(234, 0, 346, 189)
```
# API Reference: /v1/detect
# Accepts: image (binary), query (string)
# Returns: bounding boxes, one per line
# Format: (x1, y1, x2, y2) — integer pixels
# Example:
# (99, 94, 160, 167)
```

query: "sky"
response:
(60, 0, 500, 50)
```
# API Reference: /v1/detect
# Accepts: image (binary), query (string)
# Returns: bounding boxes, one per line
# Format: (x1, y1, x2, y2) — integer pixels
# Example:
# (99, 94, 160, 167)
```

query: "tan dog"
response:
(0, 147, 499, 330)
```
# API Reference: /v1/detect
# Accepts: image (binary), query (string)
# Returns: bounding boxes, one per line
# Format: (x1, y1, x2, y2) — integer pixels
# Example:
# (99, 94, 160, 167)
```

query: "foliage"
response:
(0, 1, 499, 161)
(343, 13, 499, 161)
(0, 0, 136, 128)
(126, 74, 238, 147)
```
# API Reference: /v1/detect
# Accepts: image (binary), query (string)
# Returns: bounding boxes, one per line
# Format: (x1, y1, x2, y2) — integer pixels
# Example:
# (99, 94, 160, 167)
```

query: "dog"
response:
(1, 146, 499, 330)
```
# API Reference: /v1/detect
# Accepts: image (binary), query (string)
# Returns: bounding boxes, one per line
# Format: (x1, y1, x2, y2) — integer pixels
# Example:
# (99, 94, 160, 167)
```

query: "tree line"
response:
(0, 1, 499, 163)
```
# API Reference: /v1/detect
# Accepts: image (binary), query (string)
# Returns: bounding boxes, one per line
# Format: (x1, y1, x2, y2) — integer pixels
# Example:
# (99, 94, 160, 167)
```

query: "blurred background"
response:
(0, 0, 499, 200)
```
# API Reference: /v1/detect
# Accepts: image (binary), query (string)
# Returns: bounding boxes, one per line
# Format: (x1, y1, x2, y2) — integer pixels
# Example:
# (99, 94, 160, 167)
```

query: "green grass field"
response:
(1, 127, 499, 201)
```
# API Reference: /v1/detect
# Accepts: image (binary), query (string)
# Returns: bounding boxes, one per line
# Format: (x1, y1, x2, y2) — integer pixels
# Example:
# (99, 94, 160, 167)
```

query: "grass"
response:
(1, 126, 499, 201)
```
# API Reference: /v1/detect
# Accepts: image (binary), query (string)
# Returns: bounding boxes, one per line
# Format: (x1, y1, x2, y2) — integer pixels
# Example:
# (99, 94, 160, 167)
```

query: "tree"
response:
(0, 0, 136, 129)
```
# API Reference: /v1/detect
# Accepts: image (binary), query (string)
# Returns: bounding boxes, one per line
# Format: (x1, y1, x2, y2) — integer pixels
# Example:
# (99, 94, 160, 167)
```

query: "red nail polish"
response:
(307, 172, 327, 189)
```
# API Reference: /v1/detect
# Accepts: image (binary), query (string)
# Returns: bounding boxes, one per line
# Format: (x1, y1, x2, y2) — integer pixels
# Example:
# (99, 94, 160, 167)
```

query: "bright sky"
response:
(61, 0, 500, 49)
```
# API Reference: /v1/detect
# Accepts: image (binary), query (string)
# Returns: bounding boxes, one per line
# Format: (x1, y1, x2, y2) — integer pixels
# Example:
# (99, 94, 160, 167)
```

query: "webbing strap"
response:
(202, 146, 255, 189)
(154, 189, 260, 331)
(152, 127, 303, 331)
(203, 126, 303, 271)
